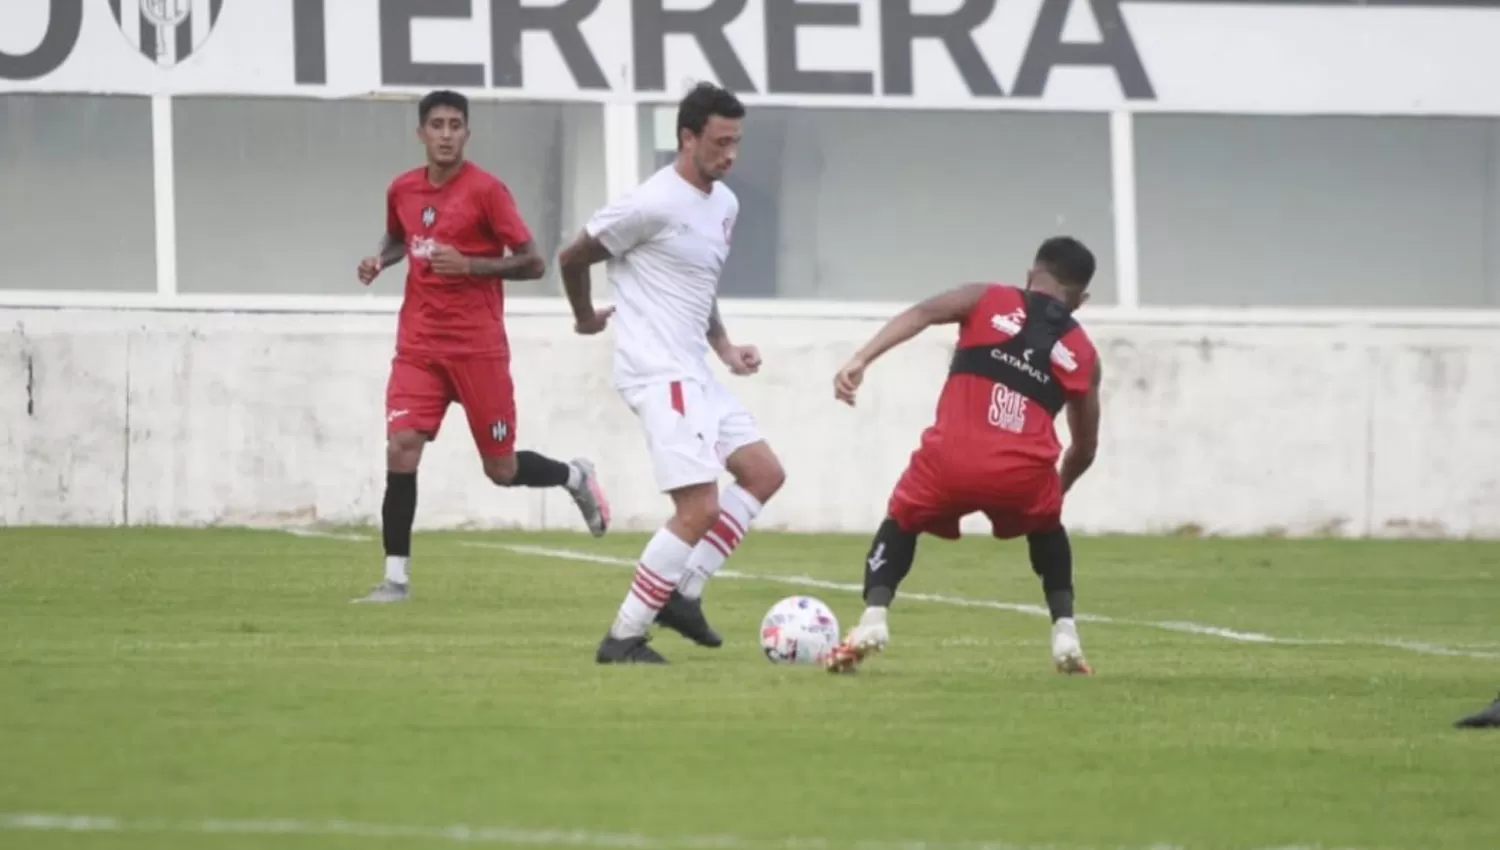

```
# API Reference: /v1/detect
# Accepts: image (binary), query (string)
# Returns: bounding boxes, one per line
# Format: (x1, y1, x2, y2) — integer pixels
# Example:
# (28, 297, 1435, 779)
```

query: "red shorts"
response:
(384, 353, 516, 458)
(887, 449, 1063, 540)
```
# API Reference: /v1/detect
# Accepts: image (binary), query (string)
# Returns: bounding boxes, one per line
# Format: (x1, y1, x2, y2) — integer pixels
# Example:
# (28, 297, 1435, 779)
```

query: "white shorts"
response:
(618, 378, 764, 493)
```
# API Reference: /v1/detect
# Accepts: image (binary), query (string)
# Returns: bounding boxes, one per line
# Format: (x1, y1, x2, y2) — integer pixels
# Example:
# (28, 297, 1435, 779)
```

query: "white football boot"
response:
(825, 607, 890, 673)
(1051, 617, 1094, 675)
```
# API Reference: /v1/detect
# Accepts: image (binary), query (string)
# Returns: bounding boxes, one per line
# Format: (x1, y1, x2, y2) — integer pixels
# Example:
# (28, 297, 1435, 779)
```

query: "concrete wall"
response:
(5, 308, 1498, 539)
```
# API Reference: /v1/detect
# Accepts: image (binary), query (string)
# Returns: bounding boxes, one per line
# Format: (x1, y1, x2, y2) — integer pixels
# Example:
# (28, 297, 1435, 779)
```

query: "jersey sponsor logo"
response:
(990, 348, 1052, 385)
(409, 236, 437, 259)
(988, 385, 1028, 434)
(109, 0, 226, 69)
(990, 308, 1026, 336)
(421, 206, 437, 228)
(1051, 341, 1079, 372)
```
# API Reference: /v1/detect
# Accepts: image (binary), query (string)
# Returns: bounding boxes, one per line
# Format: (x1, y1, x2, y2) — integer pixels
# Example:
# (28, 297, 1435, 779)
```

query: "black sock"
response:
(505, 451, 573, 488)
(382, 471, 417, 561)
(1027, 526, 1074, 621)
(863, 517, 918, 607)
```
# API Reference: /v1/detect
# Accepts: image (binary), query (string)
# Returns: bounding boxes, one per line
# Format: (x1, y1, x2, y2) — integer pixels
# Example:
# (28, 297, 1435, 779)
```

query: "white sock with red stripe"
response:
(609, 527, 694, 640)
(679, 484, 763, 600)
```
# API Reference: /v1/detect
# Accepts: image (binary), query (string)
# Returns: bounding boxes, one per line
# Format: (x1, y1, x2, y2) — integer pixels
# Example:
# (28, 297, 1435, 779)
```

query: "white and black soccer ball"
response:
(758, 595, 841, 665)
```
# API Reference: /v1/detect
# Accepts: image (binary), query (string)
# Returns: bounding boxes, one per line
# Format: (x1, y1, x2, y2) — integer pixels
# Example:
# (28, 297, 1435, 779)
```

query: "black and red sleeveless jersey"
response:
(914, 284, 1098, 469)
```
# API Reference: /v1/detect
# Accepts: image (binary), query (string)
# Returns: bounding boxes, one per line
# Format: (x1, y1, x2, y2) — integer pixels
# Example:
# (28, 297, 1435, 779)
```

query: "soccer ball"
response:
(759, 595, 841, 665)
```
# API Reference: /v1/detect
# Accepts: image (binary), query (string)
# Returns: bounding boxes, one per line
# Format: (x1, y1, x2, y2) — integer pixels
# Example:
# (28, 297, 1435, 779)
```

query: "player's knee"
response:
(731, 443, 786, 502)
(745, 455, 786, 501)
(483, 455, 518, 486)
(671, 485, 721, 538)
(387, 431, 426, 472)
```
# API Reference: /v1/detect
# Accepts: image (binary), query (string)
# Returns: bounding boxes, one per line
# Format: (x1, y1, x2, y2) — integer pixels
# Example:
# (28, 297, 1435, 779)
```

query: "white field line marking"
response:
(0, 812, 1353, 850)
(286, 529, 1500, 661)
(479, 542, 1500, 661)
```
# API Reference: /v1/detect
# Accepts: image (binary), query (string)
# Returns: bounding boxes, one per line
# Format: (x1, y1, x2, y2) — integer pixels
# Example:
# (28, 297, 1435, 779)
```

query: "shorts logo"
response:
(422, 206, 438, 228)
(490, 420, 510, 443)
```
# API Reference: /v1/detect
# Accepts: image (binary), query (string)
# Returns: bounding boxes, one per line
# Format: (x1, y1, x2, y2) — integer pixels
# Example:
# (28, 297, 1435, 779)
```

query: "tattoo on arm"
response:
(378, 234, 405, 267)
(469, 241, 546, 281)
(558, 231, 612, 320)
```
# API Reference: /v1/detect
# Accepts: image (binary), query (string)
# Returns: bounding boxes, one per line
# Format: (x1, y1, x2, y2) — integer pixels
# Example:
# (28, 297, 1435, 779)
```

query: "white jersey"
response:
(584, 165, 739, 389)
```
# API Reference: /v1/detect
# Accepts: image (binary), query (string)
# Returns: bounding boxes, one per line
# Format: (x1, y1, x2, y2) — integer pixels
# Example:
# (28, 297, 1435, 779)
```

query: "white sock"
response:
(565, 463, 583, 490)
(385, 555, 409, 585)
(859, 606, 888, 628)
(679, 484, 763, 600)
(1052, 618, 1081, 651)
(610, 528, 694, 639)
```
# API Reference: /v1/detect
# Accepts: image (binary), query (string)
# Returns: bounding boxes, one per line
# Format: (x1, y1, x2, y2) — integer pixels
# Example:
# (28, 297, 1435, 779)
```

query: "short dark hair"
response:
(676, 81, 745, 147)
(419, 89, 469, 125)
(1034, 236, 1096, 289)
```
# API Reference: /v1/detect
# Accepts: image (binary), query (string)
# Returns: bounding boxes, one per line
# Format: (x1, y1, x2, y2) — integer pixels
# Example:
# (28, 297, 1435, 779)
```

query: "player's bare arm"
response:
(428, 240, 545, 280)
(557, 230, 617, 334)
(1059, 360, 1103, 494)
(358, 232, 407, 285)
(708, 299, 762, 376)
(834, 282, 989, 406)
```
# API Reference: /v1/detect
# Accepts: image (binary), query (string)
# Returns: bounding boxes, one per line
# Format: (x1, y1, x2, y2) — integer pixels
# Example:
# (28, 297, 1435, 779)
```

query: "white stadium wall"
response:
(5, 307, 1498, 540)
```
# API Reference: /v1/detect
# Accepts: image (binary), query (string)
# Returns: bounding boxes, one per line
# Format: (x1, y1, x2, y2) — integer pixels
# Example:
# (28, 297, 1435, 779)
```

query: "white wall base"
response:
(5, 308, 1497, 539)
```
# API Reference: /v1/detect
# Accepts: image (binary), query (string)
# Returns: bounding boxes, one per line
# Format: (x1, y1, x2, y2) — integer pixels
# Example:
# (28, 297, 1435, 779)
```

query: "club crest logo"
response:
(111, 0, 225, 68)
(422, 206, 438, 228)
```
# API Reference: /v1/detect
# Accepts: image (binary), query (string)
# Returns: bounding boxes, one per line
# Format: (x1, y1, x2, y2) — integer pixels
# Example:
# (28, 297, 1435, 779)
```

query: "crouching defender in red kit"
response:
(825, 236, 1104, 674)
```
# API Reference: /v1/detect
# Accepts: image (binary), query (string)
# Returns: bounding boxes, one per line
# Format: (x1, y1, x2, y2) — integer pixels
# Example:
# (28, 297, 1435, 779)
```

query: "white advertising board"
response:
(4, 0, 1500, 116)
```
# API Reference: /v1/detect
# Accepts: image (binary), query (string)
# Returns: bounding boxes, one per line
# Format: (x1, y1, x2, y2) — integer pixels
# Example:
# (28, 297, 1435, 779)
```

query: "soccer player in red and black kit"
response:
(352, 90, 610, 603)
(825, 236, 1104, 674)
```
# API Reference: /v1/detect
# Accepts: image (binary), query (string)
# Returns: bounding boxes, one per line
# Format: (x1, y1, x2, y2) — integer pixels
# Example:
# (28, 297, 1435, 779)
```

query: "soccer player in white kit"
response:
(558, 83, 787, 664)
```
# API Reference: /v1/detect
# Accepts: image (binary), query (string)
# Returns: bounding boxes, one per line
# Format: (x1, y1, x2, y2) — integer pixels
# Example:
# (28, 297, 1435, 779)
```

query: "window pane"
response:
(0, 94, 156, 293)
(173, 97, 605, 297)
(638, 107, 1116, 303)
(1136, 114, 1500, 308)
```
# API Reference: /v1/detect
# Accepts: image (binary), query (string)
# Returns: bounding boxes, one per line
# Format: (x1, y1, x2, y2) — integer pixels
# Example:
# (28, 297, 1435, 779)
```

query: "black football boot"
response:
(654, 590, 724, 648)
(595, 633, 668, 664)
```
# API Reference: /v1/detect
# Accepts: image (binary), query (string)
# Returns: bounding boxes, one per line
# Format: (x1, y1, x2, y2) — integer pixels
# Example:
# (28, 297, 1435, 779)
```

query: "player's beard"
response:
(696, 154, 726, 183)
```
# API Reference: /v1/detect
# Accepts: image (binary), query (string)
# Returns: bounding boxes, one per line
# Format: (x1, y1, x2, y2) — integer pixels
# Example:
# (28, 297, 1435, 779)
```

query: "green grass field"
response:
(1, 527, 1497, 850)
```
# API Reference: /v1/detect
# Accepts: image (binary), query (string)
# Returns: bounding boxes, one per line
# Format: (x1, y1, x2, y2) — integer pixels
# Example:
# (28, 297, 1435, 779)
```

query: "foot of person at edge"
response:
(1051, 618, 1094, 675)
(1454, 692, 1500, 729)
(596, 633, 668, 664)
(653, 590, 723, 648)
(565, 458, 611, 538)
(825, 607, 891, 673)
